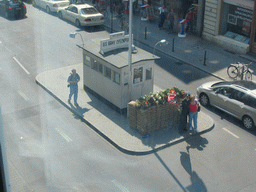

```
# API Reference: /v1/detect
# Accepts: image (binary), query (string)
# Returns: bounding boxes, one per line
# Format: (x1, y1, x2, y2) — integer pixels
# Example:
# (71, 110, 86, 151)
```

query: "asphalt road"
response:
(1, 3, 256, 192)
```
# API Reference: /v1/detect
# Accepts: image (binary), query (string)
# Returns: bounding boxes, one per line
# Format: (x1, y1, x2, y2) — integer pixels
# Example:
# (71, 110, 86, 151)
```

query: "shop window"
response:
(84, 55, 91, 67)
(133, 67, 143, 84)
(92, 60, 103, 74)
(221, 3, 253, 44)
(113, 71, 120, 85)
(146, 68, 152, 80)
(104, 66, 111, 79)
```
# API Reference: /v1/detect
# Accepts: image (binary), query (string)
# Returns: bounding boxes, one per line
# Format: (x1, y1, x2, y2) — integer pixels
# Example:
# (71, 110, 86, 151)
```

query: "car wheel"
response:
(58, 12, 63, 19)
(243, 116, 254, 129)
(46, 6, 51, 14)
(199, 93, 209, 106)
(75, 19, 81, 27)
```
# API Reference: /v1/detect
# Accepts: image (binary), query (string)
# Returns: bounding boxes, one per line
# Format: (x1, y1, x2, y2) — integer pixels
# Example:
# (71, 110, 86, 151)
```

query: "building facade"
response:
(202, 0, 255, 54)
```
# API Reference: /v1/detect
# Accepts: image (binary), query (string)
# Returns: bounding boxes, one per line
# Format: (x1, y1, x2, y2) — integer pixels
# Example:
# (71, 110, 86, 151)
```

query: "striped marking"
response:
(55, 128, 72, 142)
(13, 57, 30, 75)
(111, 179, 129, 192)
(17, 90, 29, 101)
(222, 128, 239, 138)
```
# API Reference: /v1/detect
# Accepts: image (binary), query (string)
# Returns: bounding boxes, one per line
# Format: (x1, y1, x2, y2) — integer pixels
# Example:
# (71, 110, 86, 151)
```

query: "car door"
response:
(211, 87, 233, 110)
(69, 6, 78, 23)
(41, 0, 48, 9)
(62, 6, 72, 20)
(227, 90, 247, 119)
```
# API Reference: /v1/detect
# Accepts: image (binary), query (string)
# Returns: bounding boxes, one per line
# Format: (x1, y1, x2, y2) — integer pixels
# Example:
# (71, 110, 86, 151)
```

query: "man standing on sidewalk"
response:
(179, 92, 190, 131)
(68, 69, 80, 106)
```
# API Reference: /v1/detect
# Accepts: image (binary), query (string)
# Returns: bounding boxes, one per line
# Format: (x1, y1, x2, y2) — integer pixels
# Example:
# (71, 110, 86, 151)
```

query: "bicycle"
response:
(227, 62, 253, 80)
(118, 14, 129, 34)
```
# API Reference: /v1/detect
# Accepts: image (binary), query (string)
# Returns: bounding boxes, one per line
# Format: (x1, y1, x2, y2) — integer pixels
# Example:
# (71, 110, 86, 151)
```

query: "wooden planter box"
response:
(128, 101, 180, 135)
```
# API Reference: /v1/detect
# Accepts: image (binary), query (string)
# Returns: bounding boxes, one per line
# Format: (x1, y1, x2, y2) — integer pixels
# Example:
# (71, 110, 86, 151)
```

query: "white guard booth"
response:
(77, 32, 159, 113)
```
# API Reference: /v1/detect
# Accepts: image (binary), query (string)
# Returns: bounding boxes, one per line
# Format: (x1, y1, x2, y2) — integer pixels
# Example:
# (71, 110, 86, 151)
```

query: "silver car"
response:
(197, 80, 256, 129)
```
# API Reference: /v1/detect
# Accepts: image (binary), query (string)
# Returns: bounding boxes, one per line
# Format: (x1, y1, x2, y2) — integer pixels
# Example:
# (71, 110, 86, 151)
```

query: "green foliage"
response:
(136, 87, 185, 109)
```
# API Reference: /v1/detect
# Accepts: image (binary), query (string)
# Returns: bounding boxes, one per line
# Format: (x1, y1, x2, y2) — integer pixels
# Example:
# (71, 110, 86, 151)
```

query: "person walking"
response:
(188, 94, 200, 133)
(167, 8, 176, 34)
(67, 69, 80, 106)
(179, 92, 190, 131)
(158, 5, 166, 30)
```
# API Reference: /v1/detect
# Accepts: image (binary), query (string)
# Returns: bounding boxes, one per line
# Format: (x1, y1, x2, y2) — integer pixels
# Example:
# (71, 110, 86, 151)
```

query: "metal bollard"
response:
(172, 38, 174, 52)
(203, 51, 206, 66)
(145, 27, 147, 40)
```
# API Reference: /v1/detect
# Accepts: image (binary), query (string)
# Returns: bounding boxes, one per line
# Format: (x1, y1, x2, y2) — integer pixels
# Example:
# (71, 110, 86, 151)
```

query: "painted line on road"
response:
(111, 179, 129, 192)
(13, 57, 30, 75)
(17, 90, 29, 101)
(55, 127, 72, 142)
(222, 128, 239, 139)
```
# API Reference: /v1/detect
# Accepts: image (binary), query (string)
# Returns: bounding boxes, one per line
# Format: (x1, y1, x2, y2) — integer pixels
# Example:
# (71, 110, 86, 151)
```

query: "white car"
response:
(32, 0, 70, 14)
(57, 4, 104, 27)
(197, 80, 256, 129)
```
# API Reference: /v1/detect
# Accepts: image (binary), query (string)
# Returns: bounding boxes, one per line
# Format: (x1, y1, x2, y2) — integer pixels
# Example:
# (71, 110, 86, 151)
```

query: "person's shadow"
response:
(68, 102, 90, 119)
(186, 135, 209, 151)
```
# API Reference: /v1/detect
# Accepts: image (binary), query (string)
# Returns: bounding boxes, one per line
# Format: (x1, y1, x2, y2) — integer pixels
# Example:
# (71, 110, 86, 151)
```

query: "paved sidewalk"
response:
(36, 64, 214, 155)
(103, 11, 256, 81)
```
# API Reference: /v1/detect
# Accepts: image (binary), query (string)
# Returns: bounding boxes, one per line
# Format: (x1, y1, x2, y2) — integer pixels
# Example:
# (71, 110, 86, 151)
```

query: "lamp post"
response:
(128, 0, 133, 102)
(69, 32, 84, 47)
(153, 39, 167, 57)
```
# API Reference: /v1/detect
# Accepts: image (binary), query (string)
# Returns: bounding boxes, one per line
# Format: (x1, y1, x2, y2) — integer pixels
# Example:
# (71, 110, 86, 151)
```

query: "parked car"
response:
(32, 0, 70, 14)
(0, 0, 26, 19)
(57, 4, 104, 27)
(197, 80, 256, 129)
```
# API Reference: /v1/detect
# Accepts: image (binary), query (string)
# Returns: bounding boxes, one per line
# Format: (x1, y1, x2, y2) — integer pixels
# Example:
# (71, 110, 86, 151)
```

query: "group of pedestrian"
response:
(179, 92, 200, 133)
(158, 0, 197, 34)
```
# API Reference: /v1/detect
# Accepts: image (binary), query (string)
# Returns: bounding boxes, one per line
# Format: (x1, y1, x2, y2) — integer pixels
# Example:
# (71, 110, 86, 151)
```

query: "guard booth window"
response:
(146, 68, 152, 80)
(133, 67, 143, 84)
(92, 60, 103, 74)
(104, 66, 111, 79)
(84, 55, 91, 67)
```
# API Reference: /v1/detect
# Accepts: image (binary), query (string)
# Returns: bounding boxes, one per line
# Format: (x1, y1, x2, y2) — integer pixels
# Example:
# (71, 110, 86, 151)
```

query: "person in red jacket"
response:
(185, 8, 194, 33)
(188, 94, 200, 133)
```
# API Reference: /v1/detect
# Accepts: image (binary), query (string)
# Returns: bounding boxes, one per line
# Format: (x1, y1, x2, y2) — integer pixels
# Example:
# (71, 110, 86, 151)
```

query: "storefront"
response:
(203, 0, 255, 54)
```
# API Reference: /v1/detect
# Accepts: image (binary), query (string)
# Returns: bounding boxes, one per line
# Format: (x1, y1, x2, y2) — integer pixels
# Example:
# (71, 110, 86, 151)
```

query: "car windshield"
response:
(81, 7, 98, 15)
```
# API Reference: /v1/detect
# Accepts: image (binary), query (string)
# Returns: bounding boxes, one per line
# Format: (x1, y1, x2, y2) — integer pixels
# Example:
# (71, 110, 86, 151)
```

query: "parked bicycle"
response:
(227, 62, 253, 80)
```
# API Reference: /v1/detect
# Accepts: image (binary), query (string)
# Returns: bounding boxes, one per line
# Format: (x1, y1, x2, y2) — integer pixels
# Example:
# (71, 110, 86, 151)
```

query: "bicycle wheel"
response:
(244, 70, 252, 80)
(227, 65, 239, 79)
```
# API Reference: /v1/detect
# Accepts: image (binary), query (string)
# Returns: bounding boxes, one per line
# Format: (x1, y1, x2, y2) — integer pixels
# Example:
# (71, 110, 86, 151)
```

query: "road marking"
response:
(55, 128, 72, 142)
(13, 57, 30, 75)
(17, 90, 29, 101)
(0, 41, 2, 44)
(111, 179, 129, 192)
(222, 128, 239, 138)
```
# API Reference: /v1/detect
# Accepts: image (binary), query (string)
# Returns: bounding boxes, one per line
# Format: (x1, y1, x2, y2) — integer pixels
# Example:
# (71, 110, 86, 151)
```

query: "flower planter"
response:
(128, 101, 180, 135)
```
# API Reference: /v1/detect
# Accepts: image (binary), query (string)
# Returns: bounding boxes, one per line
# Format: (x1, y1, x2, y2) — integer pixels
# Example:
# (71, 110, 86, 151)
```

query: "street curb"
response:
(104, 25, 226, 81)
(35, 76, 215, 156)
